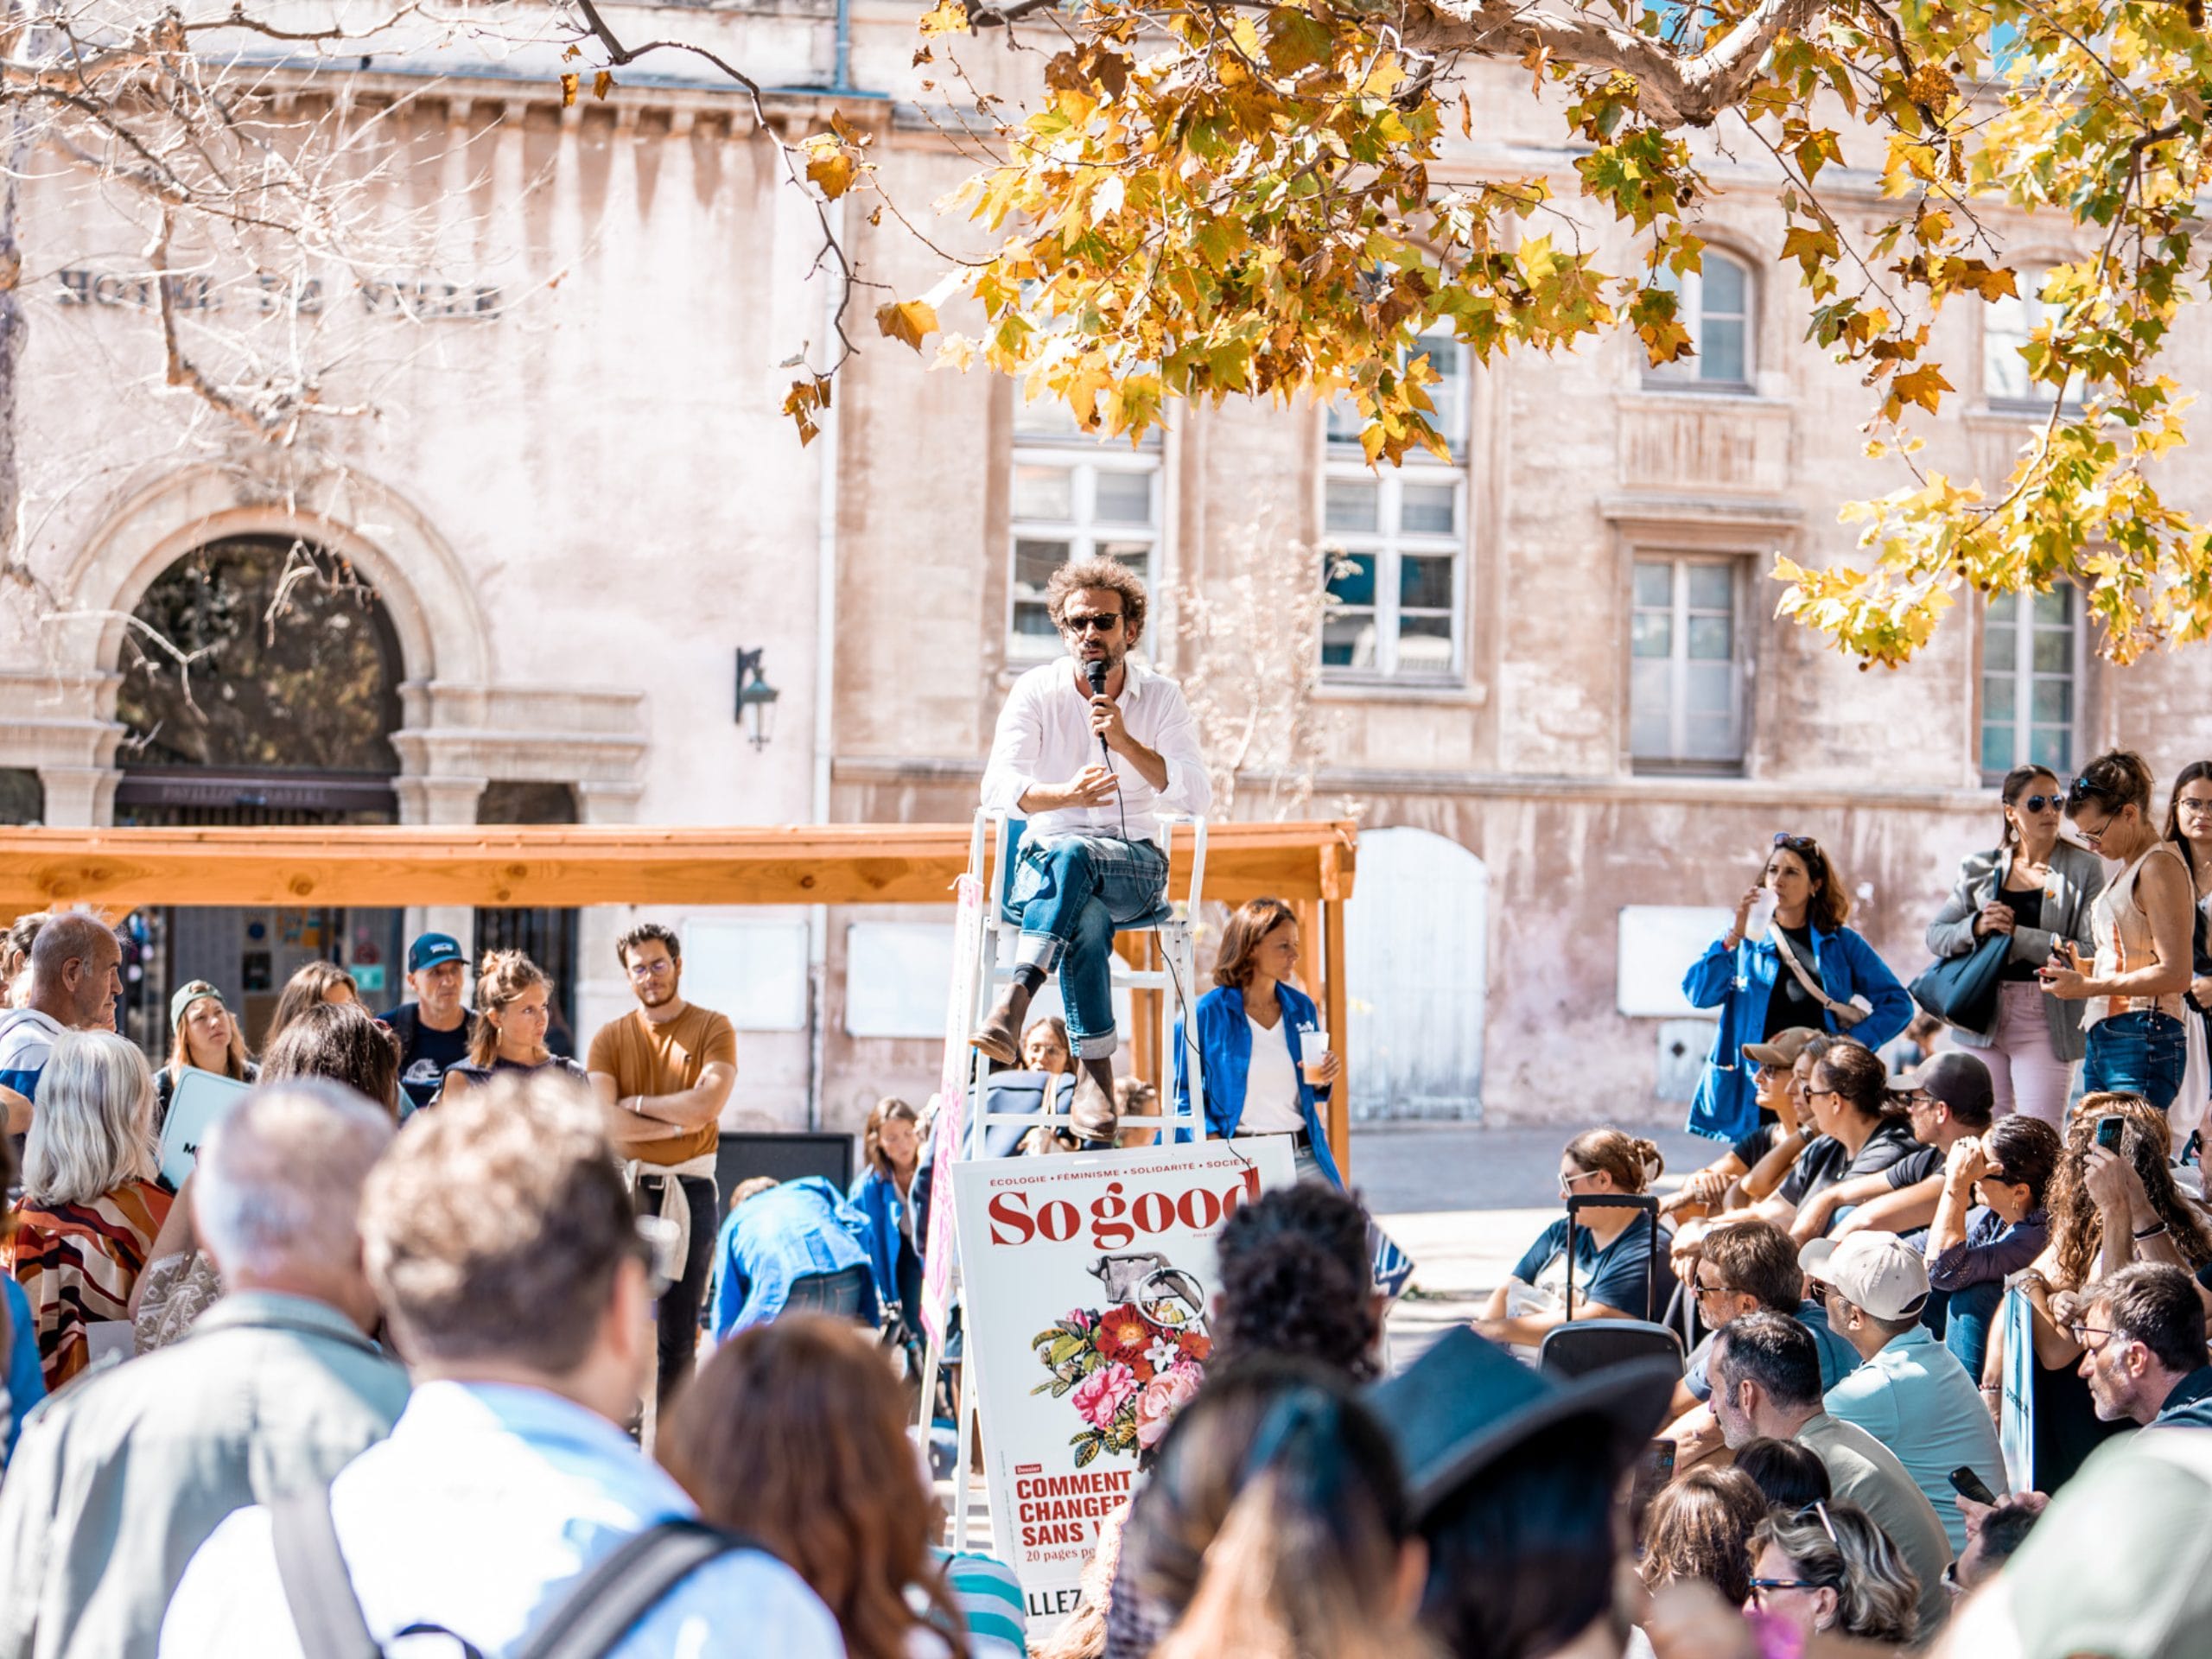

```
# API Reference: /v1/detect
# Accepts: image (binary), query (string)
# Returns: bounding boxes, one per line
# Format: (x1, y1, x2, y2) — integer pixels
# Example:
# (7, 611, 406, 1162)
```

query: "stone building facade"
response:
(3, 1, 2209, 1137)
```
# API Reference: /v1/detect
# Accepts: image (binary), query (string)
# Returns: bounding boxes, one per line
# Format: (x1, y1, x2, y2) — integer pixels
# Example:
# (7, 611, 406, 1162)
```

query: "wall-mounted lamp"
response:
(734, 648, 780, 751)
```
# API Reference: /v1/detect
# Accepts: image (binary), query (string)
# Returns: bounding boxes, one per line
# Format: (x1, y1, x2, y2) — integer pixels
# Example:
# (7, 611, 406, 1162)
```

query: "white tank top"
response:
(1239, 1017, 1306, 1135)
(2086, 842, 2190, 1028)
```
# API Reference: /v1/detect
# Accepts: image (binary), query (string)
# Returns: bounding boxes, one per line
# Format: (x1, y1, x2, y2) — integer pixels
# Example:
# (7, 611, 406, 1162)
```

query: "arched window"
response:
(1984, 264, 2087, 410)
(1643, 251, 1754, 391)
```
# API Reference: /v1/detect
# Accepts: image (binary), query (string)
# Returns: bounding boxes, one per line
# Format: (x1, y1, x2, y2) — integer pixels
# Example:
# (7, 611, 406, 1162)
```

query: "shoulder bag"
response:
(1769, 925, 1870, 1031)
(1906, 850, 2011, 1032)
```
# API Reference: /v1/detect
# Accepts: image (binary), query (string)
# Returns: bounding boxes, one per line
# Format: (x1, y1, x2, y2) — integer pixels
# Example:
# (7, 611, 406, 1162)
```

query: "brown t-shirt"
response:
(587, 1003, 738, 1166)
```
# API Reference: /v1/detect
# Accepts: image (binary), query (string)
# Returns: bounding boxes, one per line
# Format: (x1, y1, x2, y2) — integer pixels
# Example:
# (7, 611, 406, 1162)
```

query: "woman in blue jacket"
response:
(1173, 898, 1344, 1187)
(849, 1096, 923, 1330)
(1686, 833, 1913, 1144)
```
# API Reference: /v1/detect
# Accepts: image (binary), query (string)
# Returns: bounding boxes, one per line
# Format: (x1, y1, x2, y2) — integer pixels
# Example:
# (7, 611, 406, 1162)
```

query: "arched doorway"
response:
(113, 536, 410, 1052)
(1344, 826, 1489, 1120)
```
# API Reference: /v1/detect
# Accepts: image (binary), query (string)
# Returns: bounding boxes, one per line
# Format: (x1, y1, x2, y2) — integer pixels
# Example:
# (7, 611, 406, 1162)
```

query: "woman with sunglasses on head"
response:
(1926, 765, 2106, 1128)
(1745, 1501, 1920, 1648)
(2039, 751, 2196, 1117)
(1687, 833, 1913, 1147)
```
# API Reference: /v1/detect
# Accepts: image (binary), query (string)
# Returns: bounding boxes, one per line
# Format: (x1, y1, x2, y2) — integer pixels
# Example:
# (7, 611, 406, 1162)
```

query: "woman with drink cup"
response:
(1685, 833, 1914, 1145)
(1172, 897, 1343, 1187)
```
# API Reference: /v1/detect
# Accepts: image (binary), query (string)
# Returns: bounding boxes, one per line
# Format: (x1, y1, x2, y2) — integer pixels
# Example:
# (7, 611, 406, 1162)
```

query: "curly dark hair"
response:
(1045, 554, 1149, 644)
(2050, 1093, 2212, 1287)
(1213, 1184, 1379, 1382)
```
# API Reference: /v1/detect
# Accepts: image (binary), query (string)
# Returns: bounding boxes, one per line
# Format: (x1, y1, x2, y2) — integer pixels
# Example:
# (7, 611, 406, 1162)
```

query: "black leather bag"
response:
(1909, 931, 2009, 1032)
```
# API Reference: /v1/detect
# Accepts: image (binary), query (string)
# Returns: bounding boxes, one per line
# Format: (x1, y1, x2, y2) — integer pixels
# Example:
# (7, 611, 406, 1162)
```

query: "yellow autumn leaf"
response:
(559, 72, 579, 108)
(804, 136, 856, 200)
(1891, 364, 1954, 415)
(919, 0, 969, 35)
(877, 298, 939, 352)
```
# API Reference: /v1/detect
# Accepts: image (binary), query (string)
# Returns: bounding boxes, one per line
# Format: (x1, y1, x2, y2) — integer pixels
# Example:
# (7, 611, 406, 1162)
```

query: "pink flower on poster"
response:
(1071, 1362, 1140, 1430)
(1134, 1361, 1204, 1448)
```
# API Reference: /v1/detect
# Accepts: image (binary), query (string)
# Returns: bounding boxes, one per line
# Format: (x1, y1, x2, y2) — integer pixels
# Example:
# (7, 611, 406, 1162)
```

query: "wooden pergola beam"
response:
(0, 821, 1359, 912)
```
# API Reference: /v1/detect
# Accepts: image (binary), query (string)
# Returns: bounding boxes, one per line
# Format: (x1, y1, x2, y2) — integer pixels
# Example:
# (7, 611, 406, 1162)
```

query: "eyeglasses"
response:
(1060, 611, 1123, 633)
(2180, 798, 2212, 817)
(1978, 1166, 2014, 1185)
(1748, 1578, 1824, 1605)
(1804, 1086, 1840, 1102)
(1801, 1499, 1840, 1543)
(2068, 1321, 2119, 1351)
(626, 958, 675, 981)
(1694, 1276, 1737, 1302)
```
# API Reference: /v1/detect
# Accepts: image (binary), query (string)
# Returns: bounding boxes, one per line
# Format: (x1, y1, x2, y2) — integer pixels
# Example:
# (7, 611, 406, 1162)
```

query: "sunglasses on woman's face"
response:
(2018, 794, 2065, 814)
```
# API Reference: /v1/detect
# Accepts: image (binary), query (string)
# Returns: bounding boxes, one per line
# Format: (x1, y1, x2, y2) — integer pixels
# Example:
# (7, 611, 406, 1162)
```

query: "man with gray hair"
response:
(0, 912, 123, 1116)
(0, 1081, 405, 1659)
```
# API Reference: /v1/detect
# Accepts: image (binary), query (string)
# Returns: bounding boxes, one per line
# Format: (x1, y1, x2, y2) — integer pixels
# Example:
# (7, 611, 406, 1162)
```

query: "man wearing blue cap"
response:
(380, 934, 469, 1114)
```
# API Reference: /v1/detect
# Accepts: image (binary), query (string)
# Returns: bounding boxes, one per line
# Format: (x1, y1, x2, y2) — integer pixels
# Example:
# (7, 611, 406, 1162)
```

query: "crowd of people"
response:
(3, 557, 2211, 1658)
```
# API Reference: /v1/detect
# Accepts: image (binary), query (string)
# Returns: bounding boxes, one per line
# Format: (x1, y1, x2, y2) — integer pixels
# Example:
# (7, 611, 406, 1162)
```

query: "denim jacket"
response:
(1684, 922, 1912, 1142)
(1171, 982, 1344, 1188)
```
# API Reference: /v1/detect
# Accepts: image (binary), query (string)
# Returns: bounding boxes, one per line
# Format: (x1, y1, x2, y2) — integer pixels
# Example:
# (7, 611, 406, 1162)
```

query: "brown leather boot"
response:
(969, 981, 1032, 1065)
(1071, 1057, 1119, 1145)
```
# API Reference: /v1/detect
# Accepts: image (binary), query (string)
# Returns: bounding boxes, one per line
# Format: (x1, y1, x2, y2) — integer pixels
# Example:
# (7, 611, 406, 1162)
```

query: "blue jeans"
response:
(2084, 1009, 2188, 1111)
(782, 1263, 871, 1321)
(1006, 835, 1168, 1059)
(1942, 1279, 2004, 1382)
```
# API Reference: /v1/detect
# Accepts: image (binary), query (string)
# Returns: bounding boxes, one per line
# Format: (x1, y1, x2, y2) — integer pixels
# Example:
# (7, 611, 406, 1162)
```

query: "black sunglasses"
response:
(1060, 611, 1123, 633)
(1773, 832, 1819, 851)
(2067, 776, 2113, 805)
(2018, 793, 2065, 813)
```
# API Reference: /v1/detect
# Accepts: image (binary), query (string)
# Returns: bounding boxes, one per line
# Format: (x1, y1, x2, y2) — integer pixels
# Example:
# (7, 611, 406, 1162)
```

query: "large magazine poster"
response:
(949, 1139, 1296, 1625)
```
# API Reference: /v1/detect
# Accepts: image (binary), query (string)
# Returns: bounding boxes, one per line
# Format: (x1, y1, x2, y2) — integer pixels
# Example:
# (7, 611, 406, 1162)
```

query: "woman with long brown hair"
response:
(2044, 751, 2195, 1116)
(263, 959, 359, 1052)
(1989, 1091, 2212, 1491)
(1927, 762, 2105, 1126)
(2162, 757, 2212, 1147)
(849, 1096, 924, 1350)
(156, 981, 257, 1126)
(436, 950, 588, 1103)
(1686, 832, 1913, 1143)
(1173, 896, 1344, 1187)
(663, 1313, 970, 1659)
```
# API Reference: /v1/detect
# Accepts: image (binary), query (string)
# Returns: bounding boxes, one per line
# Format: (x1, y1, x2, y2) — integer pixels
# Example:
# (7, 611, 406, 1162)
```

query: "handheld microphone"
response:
(1085, 658, 1111, 763)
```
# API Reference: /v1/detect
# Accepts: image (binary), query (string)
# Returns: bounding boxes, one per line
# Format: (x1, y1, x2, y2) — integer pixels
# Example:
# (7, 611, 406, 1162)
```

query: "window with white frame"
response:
(1983, 265, 2087, 410)
(1007, 397, 1162, 660)
(1980, 588, 2078, 781)
(1321, 335, 1468, 680)
(1630, 556, 1745, 769)
(1643, 251, 1753, 391)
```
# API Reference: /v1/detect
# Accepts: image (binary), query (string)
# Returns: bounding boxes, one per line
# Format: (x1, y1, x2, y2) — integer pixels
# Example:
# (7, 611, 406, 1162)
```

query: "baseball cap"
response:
(1799, 1231, 1930, 1322)
(1743, 1027, 1822, 1068)
(1896, 1050, 1994, 1121)
(169, 980, 226, 1034)
(407, 932, 463, 974)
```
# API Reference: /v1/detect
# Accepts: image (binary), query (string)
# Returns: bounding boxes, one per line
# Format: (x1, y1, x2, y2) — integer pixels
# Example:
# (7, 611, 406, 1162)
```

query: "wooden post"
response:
(1293, 899, 1324, 1002)
(1322, 894, 1351, 1179)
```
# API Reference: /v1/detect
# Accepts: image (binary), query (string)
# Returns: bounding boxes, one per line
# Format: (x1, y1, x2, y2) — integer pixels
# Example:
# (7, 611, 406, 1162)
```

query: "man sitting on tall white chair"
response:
(975, 556, 1210, 1145)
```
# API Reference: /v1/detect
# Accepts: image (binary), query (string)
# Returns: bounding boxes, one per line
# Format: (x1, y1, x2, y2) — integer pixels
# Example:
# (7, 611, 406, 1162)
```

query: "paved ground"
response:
(1350, 1122, 1713, 1369)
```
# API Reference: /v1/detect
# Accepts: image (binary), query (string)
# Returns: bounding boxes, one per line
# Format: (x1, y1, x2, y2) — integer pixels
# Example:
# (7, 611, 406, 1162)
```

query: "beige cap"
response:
(1798, 1231, 1930, 1322)
(1743, 1027, 1823, 1068)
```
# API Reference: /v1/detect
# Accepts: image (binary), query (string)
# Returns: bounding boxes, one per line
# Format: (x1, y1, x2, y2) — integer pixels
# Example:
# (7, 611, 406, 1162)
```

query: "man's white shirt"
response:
(980, 658, 1211, 842)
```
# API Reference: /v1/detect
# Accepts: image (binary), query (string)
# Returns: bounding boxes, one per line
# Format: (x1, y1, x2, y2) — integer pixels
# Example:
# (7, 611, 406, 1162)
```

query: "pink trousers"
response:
(1980, 979, 2077, 1128)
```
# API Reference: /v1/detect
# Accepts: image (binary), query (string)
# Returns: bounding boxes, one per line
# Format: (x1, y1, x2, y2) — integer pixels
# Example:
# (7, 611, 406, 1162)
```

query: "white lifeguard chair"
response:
(961, 807, 1209, 1153)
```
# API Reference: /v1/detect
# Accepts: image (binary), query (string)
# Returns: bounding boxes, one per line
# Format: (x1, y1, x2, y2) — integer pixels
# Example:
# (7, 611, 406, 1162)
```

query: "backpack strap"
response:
(270, 1486, 383, 1659)
(512, 1520, 765, 1659)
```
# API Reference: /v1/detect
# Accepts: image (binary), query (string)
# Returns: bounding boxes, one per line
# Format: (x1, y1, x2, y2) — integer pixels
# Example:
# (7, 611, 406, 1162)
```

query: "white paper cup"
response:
(1301, 1032, 1332, 1083)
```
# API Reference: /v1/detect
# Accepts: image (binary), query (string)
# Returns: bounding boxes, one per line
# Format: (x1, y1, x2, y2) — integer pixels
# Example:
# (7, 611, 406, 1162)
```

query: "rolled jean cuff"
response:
(1072, 1028, 1118, 1061)
(1014, 931, 1065, 974)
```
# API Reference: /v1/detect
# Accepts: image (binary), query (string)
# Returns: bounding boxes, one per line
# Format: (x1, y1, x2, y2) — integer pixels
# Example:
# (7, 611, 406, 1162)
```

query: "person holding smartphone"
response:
(2042, 751, 2196, 1115)
(1925, 764, 2105, 1127)
(1684, 833, 1913, 1144)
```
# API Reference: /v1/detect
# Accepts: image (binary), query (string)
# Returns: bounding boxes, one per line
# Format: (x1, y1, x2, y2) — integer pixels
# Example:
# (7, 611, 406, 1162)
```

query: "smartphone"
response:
(1949, 1465, 1999, 1506)
(2095, 1114, 2126, 1153)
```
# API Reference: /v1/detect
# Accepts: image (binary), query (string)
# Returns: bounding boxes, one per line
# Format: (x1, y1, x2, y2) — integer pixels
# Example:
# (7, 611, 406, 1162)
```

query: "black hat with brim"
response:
(1369, 1327, 1680, 1522)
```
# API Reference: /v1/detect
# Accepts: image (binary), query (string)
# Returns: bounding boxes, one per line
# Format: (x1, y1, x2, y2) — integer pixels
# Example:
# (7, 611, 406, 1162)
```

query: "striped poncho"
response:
(3, 1179, 171, 1389)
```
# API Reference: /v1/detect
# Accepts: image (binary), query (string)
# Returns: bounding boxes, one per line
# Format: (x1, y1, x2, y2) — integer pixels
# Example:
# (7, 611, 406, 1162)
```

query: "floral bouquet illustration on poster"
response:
(1032, 1251, 1214, 1468)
